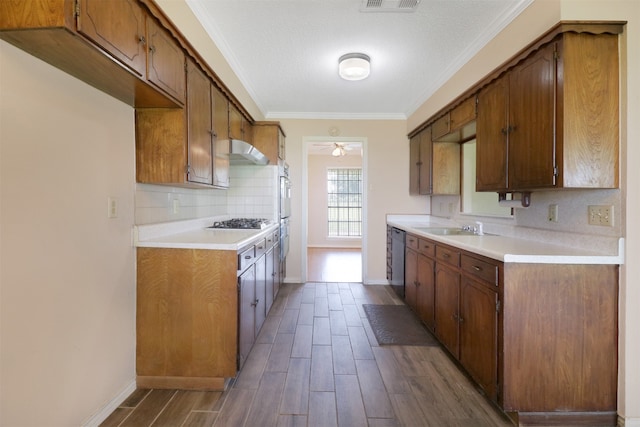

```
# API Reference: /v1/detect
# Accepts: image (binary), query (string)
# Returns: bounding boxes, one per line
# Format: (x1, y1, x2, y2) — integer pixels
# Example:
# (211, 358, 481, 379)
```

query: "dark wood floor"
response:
(100, 282, 512, 427)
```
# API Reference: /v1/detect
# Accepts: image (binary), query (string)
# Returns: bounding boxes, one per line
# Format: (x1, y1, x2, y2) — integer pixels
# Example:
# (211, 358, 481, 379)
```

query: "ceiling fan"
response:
(312, 142, 358, 157)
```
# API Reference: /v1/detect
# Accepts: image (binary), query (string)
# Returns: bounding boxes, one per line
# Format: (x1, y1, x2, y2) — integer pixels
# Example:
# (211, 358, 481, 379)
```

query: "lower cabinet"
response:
(405, 234, 436, 331)
(399, 229, 619, 425)
(238, 264, 256, 369)
(136, 231, 282, 391)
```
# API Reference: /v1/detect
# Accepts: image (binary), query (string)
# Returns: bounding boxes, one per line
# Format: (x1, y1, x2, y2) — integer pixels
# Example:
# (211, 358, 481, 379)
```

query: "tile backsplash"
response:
(135, 165, 279, 225)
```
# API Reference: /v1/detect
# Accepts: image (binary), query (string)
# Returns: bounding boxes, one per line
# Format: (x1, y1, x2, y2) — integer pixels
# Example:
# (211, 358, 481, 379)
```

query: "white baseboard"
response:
(82, 379, 136, 427)
(621, 417, 640, 427)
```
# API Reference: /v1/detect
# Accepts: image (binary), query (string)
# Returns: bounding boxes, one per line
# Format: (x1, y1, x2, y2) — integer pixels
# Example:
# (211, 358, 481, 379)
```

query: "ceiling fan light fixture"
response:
(339, 53, 370, 81)
(332, 145, 346, 156)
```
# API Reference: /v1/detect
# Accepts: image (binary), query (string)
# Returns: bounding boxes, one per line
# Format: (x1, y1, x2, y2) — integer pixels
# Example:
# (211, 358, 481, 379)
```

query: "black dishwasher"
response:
(390, 227, 406, 298)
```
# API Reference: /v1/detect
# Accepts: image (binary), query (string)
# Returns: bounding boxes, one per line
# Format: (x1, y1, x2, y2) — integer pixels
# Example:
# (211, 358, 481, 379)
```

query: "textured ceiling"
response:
(186, 0, 532, 120)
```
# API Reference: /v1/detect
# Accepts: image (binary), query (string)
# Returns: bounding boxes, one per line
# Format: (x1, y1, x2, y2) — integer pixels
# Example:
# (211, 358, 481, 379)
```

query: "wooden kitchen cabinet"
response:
(405, 234, 436, 331)
(136, 59, 229, 188)
(77, 0, 147, 77)
(459, 254, 500, 402)
(409, 126, 459, 195)
(186, 59, 214, 185)
(0, 0, 183, 108)
(136, 247, 238, 390)
(476, 30, 620, 192)
(432, 96, 477, 143)
(434, 256, 460, 357)
(146, 18, 186, 104)
(253, 122, 287, 165)
(413, 230, 617, 424)
(229, 104, 251, 142)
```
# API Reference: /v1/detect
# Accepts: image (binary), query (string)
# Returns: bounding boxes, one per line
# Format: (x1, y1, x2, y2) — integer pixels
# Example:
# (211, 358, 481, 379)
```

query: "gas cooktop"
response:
(210, 218, 271, 230)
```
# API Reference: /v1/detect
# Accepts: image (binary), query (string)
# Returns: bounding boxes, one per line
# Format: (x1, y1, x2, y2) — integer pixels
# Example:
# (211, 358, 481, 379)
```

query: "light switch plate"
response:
(108, 197, 118, 219)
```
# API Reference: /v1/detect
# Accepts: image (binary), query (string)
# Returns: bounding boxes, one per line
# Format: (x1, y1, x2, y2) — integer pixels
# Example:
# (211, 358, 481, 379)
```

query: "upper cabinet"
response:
(0, 0, 184, 108)
(253, 122, 286, 165)
(410, 126, 459, 196)
(432, 96, 477, 143)
(76, 0, 147, 77)
(136, 58, 230, 189)
(146, 18, 186, 104)
(410, 22, 623, 196)
(477, 31, 620, 192)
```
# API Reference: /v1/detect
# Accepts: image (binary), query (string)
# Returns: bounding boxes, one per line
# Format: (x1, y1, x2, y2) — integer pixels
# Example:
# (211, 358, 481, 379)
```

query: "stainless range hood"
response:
(228, 139, 269, 165)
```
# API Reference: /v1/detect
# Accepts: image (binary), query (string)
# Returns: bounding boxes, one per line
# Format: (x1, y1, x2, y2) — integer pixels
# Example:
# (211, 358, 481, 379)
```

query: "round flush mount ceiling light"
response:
(338, 53, 370, 81)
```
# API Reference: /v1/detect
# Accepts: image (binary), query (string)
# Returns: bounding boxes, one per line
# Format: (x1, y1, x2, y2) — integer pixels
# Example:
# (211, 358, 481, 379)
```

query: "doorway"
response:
(302, 137, 367, 283)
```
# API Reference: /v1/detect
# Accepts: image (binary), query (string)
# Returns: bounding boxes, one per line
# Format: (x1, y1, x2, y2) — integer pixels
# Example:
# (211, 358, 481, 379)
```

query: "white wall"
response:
(408, 0, 640, 422)
(308, 153, 363, 248)
(0, 41, 137, 426)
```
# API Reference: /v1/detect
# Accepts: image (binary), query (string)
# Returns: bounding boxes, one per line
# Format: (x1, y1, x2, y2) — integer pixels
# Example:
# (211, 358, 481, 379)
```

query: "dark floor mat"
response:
(363, 304, 439, 346)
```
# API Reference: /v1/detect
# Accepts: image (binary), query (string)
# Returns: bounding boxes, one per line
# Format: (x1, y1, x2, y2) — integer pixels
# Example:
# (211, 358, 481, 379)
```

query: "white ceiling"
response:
(186, 0, 532, 120)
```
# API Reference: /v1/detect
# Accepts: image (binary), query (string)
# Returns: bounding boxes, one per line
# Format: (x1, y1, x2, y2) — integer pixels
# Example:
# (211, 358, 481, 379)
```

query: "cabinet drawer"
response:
(417, 238, 435, 257)
(238, 246, 255, 272)
(461, 255, 498, 286)
(266, 231, 278, 248)
(255, 238, 267, 259)
(406, 234, 419, 251)
(436, 245, 460, 267)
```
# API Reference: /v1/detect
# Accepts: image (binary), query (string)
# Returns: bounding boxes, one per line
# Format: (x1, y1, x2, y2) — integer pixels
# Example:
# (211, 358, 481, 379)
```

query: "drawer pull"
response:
(245, 255, 252, 260)
(473, 265, 482, 271)
(443, 253, 450, 259)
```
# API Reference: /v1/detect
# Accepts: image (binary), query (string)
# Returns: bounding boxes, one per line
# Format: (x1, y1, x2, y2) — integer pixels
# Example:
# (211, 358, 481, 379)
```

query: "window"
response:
(327, 168, 362, 237)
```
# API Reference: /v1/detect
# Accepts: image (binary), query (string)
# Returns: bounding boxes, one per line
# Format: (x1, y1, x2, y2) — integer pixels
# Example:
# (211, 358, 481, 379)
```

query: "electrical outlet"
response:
(548, 204, 558, 222)
(172, 199, 180, 214)
(588, 205, 614, 226)
(107, 197, 118, 219)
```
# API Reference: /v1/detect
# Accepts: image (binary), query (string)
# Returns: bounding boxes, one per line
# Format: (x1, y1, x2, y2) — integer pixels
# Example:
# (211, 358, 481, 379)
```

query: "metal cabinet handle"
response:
(245, 255, 252, 260)
(251, 299, 259, 307)
(138, 35, 146, 45)
(442, 253, 450, 259)
(473, 265, 482, 271)
(149, 45, 156, 54)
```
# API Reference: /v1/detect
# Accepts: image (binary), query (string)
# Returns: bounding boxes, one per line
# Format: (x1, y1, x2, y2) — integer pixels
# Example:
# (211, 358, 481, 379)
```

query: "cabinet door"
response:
(77, 0, 146, 77)
(409, 134, 421, 195)
(435, 263, 460, 358)
(432, 142, 460, 195)
(238, 266, 256, 369)
(273, 242, 281, 299)
(229, 104, 243, 140)
(212, 85, 230, 188)
(418, 129, 433, 194)
(404, 248, 418, 311)
(265, 247, 275, 315)
(476, 74, 509, 191)
(459, 276, 498, 401)
(432, 113, 450, 140)
(416, 253, 435, 331)
(508, 42, 556, 189)
(255, 255, 267, 336)
(147, 18, 186, 103)
(186, 60, 213, 185)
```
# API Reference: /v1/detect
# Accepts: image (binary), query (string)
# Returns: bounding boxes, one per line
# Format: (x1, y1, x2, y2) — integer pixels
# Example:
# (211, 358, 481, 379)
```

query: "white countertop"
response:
(134, 217, 279, 251)
(387, 214, 624, 265)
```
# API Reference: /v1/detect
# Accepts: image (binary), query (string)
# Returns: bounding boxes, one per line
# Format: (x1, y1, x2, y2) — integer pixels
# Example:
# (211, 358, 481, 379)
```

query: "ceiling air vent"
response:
(361, 0, 420, 12)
